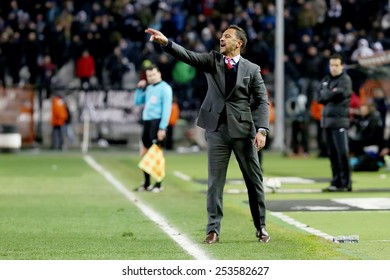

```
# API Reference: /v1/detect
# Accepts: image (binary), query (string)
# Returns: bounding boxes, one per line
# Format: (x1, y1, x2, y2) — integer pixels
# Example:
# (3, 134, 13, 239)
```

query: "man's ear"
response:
(236, 40, 243, 49)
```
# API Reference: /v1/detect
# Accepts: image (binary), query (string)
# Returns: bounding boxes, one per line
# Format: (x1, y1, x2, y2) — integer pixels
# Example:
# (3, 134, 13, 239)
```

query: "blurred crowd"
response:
(1, 0, 390, 159)
(0, 1, 389, 95)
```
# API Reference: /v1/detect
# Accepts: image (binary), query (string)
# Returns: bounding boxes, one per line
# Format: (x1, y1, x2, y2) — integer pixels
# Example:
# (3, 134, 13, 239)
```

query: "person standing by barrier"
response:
(317, 53, 353, 192)
(76, 49, 95, 90)
(145, 25, 270, 244)
(134, 64, 172, 192)
(310, 99, 327, 157)
(51, 93, 68, 150)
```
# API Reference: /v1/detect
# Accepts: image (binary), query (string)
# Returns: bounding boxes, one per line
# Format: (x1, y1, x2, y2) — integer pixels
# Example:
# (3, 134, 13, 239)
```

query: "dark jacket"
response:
(164, 41, 269, 138)
(351, 111, 383, 146)
(317, 72, 352, 128)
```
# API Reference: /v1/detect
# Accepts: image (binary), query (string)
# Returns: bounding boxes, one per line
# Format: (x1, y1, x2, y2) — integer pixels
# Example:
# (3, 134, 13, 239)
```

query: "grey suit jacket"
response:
(164, 41, 269, 138)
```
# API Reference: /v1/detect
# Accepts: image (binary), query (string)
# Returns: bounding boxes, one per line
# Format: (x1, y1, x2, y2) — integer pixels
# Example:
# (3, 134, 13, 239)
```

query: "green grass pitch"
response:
(0, 150, 389, 260)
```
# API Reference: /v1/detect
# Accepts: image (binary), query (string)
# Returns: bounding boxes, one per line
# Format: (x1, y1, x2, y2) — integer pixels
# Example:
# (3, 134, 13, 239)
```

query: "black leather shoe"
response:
(322, 186, 348, 192)
(256, 228, 270, 243)
(204, 232, 219, 244)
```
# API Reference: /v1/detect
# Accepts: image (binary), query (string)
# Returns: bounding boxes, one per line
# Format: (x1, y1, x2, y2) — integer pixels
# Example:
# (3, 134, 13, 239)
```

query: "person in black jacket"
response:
(317, 53, 353, 192)
(349, 103, 383, 156)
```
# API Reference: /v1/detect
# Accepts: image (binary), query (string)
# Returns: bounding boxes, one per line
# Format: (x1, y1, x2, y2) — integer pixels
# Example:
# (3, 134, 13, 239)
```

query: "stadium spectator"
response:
(326, 0, 343, 28)
(24, 32, 41, 85)
(75, 49, 95, 89)
(351, 38, 375, 61)
(156, 53, 173, 84)
(38, 54, 56, 98)
(372, 41, 385, 54)
(301, 45, 326, 112)
(312, 0, 327, 34)
(104, 46, 128, 89)
(288, 94, 309, 156)
(372, 88, 388, 141)
(349, 91, 361, 122)
(69, 34, 85, 62)
(349, 103, 384, 156)
(51, 92, 68, 150)
(3, 32, 22, 86)
(296, 0, 317, 39)
(171, 60, 196, 110)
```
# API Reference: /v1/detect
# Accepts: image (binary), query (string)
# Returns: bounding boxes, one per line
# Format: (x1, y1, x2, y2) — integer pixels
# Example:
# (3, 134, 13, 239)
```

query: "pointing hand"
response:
(145, 28, 168, 46)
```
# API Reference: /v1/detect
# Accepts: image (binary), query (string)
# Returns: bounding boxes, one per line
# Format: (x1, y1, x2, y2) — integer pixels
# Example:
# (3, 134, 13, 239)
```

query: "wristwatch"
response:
(257, 128, 268, 137)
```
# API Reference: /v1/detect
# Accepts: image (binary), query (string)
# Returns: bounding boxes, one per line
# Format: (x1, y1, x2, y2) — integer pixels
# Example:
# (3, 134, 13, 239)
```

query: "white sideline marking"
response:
(270, 212, 335, 242)
(83, 155, 210, 260)
(173, 171, 192, 181)
(275, 177, 315, 184)
(332, 198, 390, 210)
(225, 188, 323, 194)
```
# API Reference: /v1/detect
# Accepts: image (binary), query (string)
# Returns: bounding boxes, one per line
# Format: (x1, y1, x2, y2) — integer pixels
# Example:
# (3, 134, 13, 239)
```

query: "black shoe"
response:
(323, 186, 349, 192)
(323, 185, 339, 192)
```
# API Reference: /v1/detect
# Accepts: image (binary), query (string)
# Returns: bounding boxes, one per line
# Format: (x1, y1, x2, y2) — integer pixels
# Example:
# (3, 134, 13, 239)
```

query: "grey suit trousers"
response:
(205, 123, 266, 235)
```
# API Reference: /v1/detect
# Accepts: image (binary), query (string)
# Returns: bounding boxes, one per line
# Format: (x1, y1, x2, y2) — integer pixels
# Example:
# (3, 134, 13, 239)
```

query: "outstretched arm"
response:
(145, 28, 168, 46)
(146, 27, 213, 72)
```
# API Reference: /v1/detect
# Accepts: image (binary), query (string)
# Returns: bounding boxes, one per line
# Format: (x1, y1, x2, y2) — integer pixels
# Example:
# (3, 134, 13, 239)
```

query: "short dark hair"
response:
(226, 25, 247, 50)
(330, 53, 344, 64)
(145, 64, 159, 72)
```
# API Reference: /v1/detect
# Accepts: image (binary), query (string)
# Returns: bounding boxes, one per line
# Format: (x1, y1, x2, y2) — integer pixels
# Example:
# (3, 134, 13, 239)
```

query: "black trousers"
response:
(323, 127, 352, 188)
(291, 120, 309, 154)
(141, 119, 165, 148)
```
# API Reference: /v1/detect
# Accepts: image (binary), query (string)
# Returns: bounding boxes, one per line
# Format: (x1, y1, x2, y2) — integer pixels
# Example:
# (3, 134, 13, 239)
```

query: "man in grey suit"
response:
(146, 25, 270, 243)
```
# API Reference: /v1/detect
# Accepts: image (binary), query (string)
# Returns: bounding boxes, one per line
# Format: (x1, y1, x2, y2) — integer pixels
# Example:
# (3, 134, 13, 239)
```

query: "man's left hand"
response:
(253, 133, 266, 151)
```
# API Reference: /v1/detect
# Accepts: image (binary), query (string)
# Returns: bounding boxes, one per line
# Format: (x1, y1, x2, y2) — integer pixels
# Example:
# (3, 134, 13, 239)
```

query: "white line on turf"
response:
(83, 155, 211, 260)
(173, 171, 192, 181)
(270, 212, 335, 241)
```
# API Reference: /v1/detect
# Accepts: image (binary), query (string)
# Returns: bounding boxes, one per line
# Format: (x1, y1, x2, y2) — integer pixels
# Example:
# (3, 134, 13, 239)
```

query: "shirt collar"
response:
(225, 55, 241, 64)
